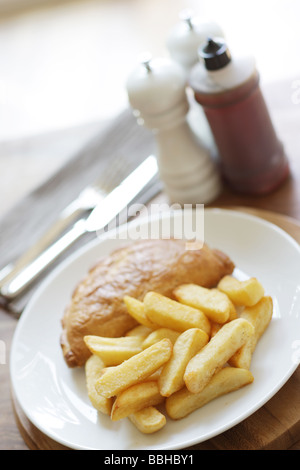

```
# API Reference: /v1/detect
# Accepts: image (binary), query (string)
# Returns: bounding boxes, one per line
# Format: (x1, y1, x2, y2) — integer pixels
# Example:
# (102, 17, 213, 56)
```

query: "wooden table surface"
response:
(1, 0, 300, 451)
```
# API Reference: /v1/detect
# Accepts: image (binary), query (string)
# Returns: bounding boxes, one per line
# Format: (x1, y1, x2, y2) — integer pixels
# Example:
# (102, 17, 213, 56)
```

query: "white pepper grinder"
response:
(126, 54, 221, 205)
(166, 10, 224, 156)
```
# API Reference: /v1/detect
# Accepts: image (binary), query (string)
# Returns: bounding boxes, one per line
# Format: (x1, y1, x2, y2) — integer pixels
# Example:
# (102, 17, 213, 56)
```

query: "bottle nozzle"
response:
(199, 37, 231, 70)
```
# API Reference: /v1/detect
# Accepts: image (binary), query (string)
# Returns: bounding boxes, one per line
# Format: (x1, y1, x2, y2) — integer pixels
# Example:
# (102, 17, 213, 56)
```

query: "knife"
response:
(0, 154, 129, 287)
(0, 155, 159, 300)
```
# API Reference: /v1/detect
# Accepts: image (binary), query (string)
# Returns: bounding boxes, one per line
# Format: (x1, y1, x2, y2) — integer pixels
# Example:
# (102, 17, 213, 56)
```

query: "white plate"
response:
(10, 208, 300, 450)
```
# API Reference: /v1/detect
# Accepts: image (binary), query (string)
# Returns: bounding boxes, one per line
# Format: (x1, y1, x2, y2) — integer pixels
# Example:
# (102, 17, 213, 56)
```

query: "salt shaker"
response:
(189, 38, 290, 194)
(126, 54, 221, 205)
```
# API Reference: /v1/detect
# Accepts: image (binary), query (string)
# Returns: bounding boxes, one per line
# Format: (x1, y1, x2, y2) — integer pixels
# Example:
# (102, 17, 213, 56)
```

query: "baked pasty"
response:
(60, 238, 235, 367)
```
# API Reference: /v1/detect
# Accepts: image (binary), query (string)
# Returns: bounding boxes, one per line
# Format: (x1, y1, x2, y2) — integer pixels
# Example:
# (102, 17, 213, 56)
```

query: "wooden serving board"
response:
(11, 207, 300, 450)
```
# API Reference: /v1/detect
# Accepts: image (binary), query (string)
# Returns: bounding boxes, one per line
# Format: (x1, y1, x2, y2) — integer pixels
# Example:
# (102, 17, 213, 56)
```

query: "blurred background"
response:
(0, 0, 299, 216)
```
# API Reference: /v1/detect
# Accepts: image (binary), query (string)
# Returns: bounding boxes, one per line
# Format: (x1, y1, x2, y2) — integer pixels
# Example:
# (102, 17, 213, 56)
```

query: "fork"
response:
(0, 155, 129, 287)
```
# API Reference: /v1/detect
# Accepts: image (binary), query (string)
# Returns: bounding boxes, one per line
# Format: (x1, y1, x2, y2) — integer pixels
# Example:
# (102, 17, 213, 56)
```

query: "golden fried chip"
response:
(174, 284, 232, 323)
(159, 328, 209, 397)
(84, 335, 143, 366)
(95, 338, 173, 398)
(125, 325, 153, 338)
(85, 355, 113, 414)
(217, 275, 264, 307)
(111, 381, 164, 421)
(142, 328, 181, 349)
(184, 318, 254, 394)
(129, 406, 166, 434)
(166, 367, 254, 420)
(210, 294, 237, 337)
(124, 295, 158, 329)
(144, 292, 211, 335)
(229, 296, 273, 369)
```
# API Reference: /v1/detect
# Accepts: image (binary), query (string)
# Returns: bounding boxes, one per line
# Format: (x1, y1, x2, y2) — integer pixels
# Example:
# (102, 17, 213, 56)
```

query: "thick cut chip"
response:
(129, 406, 166, 434)
(166, 367, 254, 419)
(174, 284, 232, 323)
(144, 292, 211, 335)
(217, 276, 264, 307)
(229, 296, 273, 369)
(212, 289, 238, 321)
(210, 295, 237, 337)
(85, 355, 113, 414)
(125, 325, 153, 338)
(84, 335, 143, 366)
(124, 295, 158, 329)
(111, 381, 164, 421)
(210, 322, 222, 338)
(184, 318, 254, 394)
(142, 328, 181, 349)
(159, 328, 209, 397)
(95, 338, 173, 398)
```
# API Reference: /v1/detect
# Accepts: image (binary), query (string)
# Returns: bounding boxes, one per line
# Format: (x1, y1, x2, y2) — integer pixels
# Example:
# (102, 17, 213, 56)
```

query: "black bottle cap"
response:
(199, 37, 231, 71)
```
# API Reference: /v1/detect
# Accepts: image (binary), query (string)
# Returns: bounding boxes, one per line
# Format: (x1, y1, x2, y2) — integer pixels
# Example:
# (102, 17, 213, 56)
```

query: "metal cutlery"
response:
(0, 155, 159, 300)
(0, 155, 130, 287)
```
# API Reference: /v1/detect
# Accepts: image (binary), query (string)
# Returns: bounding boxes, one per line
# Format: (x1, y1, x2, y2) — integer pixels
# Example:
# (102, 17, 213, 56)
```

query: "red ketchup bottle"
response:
(189, 38, 290, 194)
